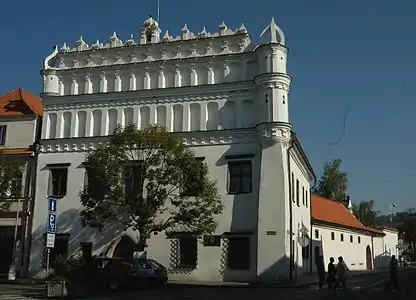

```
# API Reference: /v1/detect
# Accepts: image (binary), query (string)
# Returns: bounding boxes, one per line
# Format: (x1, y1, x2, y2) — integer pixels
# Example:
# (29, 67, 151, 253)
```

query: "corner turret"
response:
(140, 16, 161, 44)
(41, 46, 60, 96)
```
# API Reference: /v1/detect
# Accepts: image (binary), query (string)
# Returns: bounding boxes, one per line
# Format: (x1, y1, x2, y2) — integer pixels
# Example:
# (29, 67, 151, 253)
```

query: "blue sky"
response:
(1, 0, 414, 213)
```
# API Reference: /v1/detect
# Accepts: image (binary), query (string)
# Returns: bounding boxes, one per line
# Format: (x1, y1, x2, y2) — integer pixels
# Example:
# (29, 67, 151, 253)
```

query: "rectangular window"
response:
(302, 246, 309, 259)
(0, 125, 7, 145)
(340, 233, 344, 242)
(124, 163, 143, 196)
(291, 173, 295, 202)
(228, 161, 252, 194)
(305, 190, 309, 207)
(182, 158, 204, 196)
(227, 236, 250, 270)
(296, 179, 300, 206)
(48, 168, 68, 199)
(350, 235, 353, 243)
(314, 229, 319, 239)
(178, 236, 198, 269)
(203, 235, 221, 247)
(302, 186, 305, 205)
(358, 236, 361, 244)
(331, 232, 335, 240)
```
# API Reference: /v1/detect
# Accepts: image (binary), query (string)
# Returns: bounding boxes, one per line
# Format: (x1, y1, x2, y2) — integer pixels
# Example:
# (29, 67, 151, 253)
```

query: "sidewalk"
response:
(166, 269, 393, 289)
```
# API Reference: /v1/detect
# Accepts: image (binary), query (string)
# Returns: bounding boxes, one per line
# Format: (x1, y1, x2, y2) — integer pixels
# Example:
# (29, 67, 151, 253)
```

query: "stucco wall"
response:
(0, 116, 37, 148)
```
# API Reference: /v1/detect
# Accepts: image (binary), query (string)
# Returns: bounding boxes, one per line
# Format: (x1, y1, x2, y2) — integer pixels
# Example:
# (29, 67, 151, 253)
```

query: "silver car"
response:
(130, 258, 168, 287)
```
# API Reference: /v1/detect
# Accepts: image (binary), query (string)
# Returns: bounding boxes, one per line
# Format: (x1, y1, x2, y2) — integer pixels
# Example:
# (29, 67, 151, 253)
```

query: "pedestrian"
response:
(336, 256, 347, 290)
(316, 255, 326, 289)
(327, 257, 336, 290)
(388, 255, 398, 292)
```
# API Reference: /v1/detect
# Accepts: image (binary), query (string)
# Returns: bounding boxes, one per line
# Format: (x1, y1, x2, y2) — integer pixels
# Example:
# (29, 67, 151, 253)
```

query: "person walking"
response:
(336, 256, 347, 290)
(388, 255, 398, 292)
(327, 257, 336, 290)
(316, 255, 326, 289)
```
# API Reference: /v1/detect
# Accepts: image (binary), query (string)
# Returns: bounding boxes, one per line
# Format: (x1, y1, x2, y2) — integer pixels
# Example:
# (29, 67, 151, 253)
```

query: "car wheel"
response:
(108, 278, 121, 291)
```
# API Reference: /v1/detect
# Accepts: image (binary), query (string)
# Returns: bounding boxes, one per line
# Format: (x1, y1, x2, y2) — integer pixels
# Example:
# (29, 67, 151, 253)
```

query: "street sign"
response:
(48, 198, 57, 213)
(47, 213, 57, 233)
(46, 233, 55, 248)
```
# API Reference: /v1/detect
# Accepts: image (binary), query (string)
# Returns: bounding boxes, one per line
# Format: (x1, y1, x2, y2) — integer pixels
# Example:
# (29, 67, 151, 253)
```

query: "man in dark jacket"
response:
(388, 255, 398, 291)
(327, 257, 336, 289)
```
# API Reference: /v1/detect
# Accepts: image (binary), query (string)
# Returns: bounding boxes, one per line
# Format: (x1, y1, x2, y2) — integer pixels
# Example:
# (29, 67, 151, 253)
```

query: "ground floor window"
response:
(227, 236, 250, 270)
(179, 235, 197, 269)
(302, 245, 310, 259)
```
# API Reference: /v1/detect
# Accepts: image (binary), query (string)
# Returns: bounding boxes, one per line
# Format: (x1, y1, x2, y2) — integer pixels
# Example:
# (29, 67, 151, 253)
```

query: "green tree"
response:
(79, 124, 223, 250)
(399, 212, 416, 253)
(352, 200, 379, 226)
(313, 158, 348, 202)
(0, 158, 23, 215)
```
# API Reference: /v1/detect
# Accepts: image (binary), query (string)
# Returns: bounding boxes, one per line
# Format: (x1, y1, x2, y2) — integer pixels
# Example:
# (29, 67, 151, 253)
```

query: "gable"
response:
(0, 89, 43, 117)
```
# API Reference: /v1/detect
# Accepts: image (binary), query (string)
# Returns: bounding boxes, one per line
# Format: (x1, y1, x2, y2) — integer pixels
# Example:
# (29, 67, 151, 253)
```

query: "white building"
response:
(311, 195, 399, 272)
(28, 16, 316, 282)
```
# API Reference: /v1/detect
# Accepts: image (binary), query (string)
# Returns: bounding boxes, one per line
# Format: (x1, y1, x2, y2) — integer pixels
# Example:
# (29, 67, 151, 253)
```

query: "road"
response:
(0, 269, 414, 299)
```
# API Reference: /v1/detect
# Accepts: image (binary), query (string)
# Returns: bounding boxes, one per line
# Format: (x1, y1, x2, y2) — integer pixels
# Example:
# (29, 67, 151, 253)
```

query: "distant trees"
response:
(352, 200, 379, 227)
(313, 158, 348, 203)
(398, 210, 416, 253)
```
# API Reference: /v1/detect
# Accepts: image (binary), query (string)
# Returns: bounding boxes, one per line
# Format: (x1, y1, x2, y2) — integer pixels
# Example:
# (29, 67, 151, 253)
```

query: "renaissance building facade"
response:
(29, 16, 315, 282)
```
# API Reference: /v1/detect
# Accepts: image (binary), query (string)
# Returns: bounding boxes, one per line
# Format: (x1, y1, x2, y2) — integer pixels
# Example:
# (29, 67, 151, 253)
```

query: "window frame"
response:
(340, 233, 344, 242)
(331, 232, 335, 240)
(0, 125, 7, 145)
(178, 235, 198, 269)
(48, 167, 69, 199)
(314, 229, 319, 239)
(296, 179, 300, 207)
(350, 235, 353, 243)
(227, 160, 252, 195)
(226, 236, 251, 270)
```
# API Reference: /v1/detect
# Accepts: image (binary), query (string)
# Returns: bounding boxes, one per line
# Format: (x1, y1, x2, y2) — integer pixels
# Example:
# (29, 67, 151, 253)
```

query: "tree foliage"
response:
(0, 158, 24, 215)
(352, 200, 379, 226)
(79, 124, 223, 249)
(313, 158, 348, 202)
(399, 212, 416, 253)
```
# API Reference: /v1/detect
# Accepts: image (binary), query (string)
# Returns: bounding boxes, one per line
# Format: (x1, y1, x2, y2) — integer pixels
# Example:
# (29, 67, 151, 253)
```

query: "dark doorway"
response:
(366, 245, 373, 270)
(0, 226, 20, 275)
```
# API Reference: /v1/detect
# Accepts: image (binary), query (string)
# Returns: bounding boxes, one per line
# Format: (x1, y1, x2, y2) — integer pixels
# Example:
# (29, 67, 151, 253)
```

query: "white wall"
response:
(289, 151, 312, 276)
(29, 140, 265, 282)
(311, 224, 374, 271)
(0, 116, 37, 148)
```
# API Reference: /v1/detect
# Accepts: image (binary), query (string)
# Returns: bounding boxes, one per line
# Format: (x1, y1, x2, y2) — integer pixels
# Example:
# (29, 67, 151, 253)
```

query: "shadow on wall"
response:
(310, 238, 324, 273)
(374, 253, 392, 270)
(29, 208, 124, 276)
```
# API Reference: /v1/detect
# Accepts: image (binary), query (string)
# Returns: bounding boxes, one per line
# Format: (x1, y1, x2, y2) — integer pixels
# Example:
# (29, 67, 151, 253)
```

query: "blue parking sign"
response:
(48, 198, 57, 213)
(47, 213, 57, 233)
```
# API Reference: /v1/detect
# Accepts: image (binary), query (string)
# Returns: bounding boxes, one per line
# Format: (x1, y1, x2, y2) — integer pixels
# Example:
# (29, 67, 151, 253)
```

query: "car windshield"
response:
(148, 259, 165, 269)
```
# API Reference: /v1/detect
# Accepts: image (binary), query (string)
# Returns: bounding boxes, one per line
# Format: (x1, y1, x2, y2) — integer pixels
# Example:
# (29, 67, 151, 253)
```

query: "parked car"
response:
(130, 258, 168, 287)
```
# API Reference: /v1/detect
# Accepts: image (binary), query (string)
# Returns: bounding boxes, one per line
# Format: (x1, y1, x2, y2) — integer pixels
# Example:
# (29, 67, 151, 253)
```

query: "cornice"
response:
(39, 128, 258, 153)
(256, 122, 292, 147)
(43, 81, 257, 111)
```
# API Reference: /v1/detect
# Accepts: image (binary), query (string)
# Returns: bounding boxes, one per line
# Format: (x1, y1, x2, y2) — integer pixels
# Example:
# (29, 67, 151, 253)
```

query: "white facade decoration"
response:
(31, 16, 316, 282)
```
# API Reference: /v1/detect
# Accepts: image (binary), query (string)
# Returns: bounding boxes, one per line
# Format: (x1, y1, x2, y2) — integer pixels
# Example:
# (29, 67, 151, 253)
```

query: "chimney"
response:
(347, 195, 353, 213)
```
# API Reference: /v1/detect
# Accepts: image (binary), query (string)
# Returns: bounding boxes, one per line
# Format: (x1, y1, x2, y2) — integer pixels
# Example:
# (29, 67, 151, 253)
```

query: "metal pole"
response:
(46, 248, 50, 276)
(389, 203, 393, 228)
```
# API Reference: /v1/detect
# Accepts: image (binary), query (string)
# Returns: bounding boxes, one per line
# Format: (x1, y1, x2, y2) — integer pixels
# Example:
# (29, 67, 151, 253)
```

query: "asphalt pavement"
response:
(0, 269, 414, 299)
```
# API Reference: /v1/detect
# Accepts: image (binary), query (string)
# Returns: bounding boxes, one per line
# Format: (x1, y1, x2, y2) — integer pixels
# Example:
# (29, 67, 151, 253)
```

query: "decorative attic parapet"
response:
(56, 19, 249, 54)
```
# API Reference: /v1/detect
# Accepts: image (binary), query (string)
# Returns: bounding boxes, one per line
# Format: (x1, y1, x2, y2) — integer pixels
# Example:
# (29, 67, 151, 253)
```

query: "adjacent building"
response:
(0, 89, 42, 276)
(311, 195, 398, 272)
(29, 16, 315, 282)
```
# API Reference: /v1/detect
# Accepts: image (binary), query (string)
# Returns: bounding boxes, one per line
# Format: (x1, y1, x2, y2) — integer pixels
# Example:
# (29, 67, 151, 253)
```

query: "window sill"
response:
(227, 191, 252, 195)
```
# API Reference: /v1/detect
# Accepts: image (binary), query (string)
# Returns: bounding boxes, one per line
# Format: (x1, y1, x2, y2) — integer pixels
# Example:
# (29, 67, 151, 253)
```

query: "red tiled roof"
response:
(0, 89, 43, 117)
(312, 195, 384, 235)
(0, 148, 33, 155)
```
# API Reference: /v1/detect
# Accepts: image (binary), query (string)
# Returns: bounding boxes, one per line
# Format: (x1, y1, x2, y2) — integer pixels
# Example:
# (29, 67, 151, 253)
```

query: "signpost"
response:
(46, 198, 57, 276)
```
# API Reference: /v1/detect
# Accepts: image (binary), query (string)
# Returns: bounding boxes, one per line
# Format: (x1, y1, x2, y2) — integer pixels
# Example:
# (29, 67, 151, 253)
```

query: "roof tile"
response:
(311, 195, 384, 235)
(0, 88, 43, 117)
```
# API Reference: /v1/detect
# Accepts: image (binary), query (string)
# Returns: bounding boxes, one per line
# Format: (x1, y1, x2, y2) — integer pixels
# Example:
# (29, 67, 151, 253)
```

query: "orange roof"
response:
(0, 89, 43, 117)
(0, 148, 33, 155)
(312, 195, 384, 235)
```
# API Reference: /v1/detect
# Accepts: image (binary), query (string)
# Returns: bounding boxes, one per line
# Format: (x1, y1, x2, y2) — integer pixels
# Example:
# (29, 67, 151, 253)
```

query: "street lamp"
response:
(389, 202, 398, 228)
